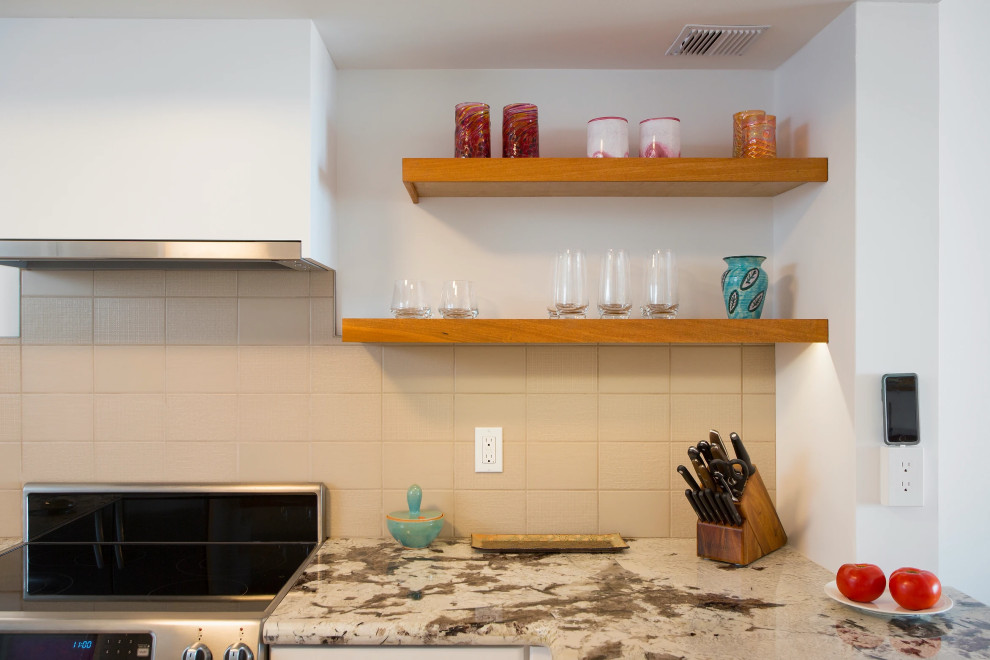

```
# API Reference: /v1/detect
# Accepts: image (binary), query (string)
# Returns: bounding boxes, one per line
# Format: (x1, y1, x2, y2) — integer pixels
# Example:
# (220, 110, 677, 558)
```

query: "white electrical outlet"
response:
(474, 427, 503, 473)
(881, 445, 923, 506)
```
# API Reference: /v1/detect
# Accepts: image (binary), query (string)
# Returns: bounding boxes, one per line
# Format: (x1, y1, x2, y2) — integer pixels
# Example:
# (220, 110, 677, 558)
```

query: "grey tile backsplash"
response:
(0, 268, 775, 541)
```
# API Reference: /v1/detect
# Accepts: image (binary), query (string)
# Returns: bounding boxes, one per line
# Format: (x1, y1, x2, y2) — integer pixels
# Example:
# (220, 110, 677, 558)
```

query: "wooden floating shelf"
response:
(341, 318, 828, 344)
(402, 157, 828, 203)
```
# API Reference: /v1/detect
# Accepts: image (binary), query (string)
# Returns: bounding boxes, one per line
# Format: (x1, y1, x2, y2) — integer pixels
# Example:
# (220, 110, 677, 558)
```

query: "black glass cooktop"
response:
(2, 542, 314, 599)
(0, 487, 320, 612)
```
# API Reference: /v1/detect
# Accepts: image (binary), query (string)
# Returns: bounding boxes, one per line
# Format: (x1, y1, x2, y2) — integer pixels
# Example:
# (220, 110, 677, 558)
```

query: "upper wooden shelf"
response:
(342, 318, 828, 344)
(402, 157, 828, 203)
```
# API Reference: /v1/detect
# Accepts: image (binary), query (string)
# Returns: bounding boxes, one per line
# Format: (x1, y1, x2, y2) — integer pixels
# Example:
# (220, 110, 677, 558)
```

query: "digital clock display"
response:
(0, 633, 157, 660)
(0, 634, 97, 659)
(0, 632, 154, 659)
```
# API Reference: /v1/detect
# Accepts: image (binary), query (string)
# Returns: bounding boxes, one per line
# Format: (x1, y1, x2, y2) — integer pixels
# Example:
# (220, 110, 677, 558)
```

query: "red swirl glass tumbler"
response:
(502, 103, 539, 158)
(454, 102, 491, 158)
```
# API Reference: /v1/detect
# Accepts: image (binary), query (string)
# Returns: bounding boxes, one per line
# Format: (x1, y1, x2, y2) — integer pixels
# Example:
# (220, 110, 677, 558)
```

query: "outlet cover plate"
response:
(881, 445, 923, 506)
(475, 427, 503, 473)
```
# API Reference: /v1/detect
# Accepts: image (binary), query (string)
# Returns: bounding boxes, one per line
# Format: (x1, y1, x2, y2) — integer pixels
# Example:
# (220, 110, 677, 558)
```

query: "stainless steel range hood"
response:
(0, 240, 327, 271)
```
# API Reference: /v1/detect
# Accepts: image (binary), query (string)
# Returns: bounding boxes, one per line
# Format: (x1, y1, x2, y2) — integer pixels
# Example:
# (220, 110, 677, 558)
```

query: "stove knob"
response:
(182, 642, 213, 660)
(223, 643, 254, 660)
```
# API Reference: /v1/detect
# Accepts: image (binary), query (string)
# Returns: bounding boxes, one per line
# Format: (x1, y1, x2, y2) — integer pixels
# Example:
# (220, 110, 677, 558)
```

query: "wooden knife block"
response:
(696, 466, 786, 566)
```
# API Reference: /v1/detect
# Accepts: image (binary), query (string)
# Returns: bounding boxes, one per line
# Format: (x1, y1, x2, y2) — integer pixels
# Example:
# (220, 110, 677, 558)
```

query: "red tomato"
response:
(889, 567, 942, 611)
(836, 563, 887, 603)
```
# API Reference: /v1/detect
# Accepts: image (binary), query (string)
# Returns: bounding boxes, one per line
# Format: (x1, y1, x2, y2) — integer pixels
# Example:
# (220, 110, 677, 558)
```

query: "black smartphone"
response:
(881, 373, 920, 445)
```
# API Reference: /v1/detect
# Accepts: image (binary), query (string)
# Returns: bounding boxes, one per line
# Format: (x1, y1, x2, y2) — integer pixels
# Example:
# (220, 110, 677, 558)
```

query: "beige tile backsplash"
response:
(164, 270, 238, 298)
(94, 270, 166, 297)
(237, 298, 310, 345)
(21, 346, 93, 393)
(94, 298, 166, 345)
(0, 396, 21, 443)
(165, 298, 238, 345)
(0, 269, 776, 542)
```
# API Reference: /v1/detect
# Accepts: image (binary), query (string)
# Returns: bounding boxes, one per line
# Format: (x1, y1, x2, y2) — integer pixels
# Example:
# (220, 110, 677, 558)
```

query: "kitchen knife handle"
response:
(709, 430, 730, 459)
(687, 448, 717, 491)
(695, 463, 717, 492)
(696, 489, 717, 522)
(702, 489, 726, 524)
(676, 465, 701, 492)
(696, 440, 714, 464)
(685, 489, 704, 521)
(722, 492, 744, 526)
(689, 490, 710, 522)
(711, 488, 735, 524)
(729, 431, 753, 472)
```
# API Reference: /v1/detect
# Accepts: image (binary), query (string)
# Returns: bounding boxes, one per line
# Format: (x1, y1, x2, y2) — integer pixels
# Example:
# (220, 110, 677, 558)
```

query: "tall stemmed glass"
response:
(598, 248, 632, 319)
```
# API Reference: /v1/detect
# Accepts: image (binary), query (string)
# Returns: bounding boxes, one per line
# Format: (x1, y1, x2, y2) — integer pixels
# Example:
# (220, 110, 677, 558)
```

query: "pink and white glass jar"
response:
(639, 117, 681, 158)
(587, 117, 629, 158)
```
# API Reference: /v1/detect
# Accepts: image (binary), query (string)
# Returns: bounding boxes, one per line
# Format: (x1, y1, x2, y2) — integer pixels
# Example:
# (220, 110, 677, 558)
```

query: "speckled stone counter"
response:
(0, 538, 19, 554)
(265, 538, 990, 659)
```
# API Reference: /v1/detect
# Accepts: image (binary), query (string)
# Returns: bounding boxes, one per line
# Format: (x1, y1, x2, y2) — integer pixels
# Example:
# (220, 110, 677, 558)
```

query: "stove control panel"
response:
(0, 632, 153, 658)
(0, 613, 264, 660)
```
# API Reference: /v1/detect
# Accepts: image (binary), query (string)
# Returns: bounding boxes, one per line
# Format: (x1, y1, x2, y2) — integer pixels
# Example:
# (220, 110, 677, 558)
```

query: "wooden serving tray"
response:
(471, 533, 628, 553)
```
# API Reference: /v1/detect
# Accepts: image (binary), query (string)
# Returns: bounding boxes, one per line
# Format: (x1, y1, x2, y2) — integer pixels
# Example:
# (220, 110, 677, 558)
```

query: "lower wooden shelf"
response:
(341, 318, 828, 344)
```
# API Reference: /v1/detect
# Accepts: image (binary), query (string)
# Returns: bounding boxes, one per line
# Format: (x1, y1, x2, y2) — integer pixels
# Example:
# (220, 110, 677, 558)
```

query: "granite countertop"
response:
(0, 538, 20, 554)
(265, 538, 990, 659)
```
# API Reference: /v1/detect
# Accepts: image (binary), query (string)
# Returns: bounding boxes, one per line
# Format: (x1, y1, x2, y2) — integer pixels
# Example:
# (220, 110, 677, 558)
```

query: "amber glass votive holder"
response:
(759, 115, 777, 158)
(502, 103, 539, 158)
(455, 102, 491, 158)
(733, 110, 765, 158)
(743, 114, 776, 158)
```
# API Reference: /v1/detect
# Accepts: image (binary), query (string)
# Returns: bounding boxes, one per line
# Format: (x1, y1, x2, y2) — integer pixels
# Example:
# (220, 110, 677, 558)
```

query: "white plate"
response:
(824, 581, 953, 617)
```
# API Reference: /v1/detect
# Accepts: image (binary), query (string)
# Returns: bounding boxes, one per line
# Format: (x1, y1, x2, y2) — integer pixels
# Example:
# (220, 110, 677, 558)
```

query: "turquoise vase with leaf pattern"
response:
(721, 256, 768, 319)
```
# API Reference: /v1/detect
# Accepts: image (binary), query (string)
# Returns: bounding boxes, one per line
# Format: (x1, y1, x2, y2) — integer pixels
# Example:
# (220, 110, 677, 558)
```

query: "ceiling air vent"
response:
(666, 24, 770, 57)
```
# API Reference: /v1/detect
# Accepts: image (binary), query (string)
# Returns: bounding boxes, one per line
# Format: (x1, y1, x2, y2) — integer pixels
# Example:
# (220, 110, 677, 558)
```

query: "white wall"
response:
(853, 1, 939, 572)
(939, 0, 990, 605)
(336, 69, 776, 322)
(773, 6, 858, 569)
(308, 22, 338, 270)
(774, 1, 941, 578)
(0, 19, 317, 251)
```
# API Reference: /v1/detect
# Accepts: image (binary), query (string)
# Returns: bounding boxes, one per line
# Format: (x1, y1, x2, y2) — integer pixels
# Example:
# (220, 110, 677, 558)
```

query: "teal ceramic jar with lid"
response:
(386, 484, 444, 548)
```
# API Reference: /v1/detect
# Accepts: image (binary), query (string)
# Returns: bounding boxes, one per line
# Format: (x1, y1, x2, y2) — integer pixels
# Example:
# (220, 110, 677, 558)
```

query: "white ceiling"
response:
(0, 0, 936, 70)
